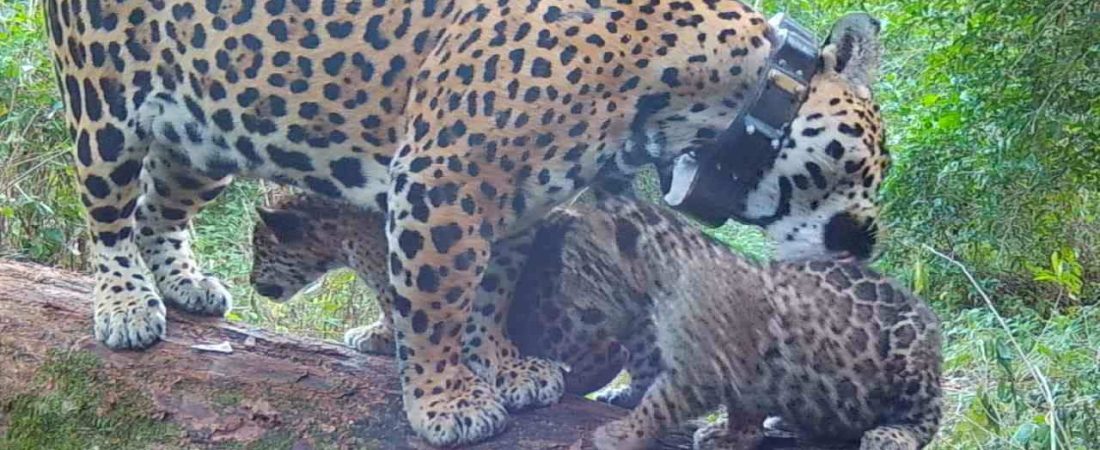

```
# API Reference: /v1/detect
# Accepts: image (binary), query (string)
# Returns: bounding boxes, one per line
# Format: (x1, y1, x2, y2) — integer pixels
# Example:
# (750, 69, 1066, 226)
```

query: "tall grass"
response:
(0, 0, 1097, 448)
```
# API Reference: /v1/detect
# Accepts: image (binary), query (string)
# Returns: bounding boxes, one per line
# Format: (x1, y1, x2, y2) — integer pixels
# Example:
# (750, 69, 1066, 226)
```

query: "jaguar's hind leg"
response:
(595, 319, 663, 408)
(860, 327, 941, 450)
(135, 152, 232, 316)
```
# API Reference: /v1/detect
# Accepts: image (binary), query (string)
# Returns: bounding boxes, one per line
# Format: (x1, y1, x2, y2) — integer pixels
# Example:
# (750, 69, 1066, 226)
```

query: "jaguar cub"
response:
(583, 198, 942, 450)
(252, 195, 397, 354)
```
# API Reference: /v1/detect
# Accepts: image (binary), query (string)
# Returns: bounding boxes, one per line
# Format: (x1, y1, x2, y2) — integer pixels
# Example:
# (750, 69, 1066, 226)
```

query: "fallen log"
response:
(0, 260, 623, 449)
(0, 260, 827, 449)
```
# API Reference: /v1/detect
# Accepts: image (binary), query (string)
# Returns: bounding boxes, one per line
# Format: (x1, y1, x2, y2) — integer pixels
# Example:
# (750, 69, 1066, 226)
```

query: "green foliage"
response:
(938, 307, 1100, 449)
(870, 0, 1099, 311)
(0, 0, 84, 268)
(0, 350, 177, 449)
(1030, 247, 1084, 303)
(0, 0, 1097, 448)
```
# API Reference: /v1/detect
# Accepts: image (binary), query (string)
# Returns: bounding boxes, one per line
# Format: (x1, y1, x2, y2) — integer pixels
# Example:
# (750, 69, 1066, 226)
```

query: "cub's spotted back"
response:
(588, 198, 942, 449)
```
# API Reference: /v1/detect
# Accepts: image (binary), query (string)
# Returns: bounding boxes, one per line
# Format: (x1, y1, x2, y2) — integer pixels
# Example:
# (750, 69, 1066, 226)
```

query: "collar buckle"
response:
(663, 13, 820, 227)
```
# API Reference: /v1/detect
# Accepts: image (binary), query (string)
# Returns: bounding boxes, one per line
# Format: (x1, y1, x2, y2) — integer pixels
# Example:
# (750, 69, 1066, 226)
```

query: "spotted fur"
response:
(252, 196, 397, 353)
(585, 198, 942, 450)
(251, 195, 940, 449)
(48, 0, 887, 443)
(248, 193, 665, 403)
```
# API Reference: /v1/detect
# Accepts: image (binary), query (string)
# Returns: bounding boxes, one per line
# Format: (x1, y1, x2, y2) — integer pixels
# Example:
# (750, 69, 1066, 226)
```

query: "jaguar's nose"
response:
(823, 212, 877, 260)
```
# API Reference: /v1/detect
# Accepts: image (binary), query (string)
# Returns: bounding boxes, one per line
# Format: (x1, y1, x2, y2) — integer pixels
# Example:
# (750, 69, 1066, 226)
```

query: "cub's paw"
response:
(161, 274, 231, 316)
(94, 287, 167, 350)
(404, 365, 509, 447)
(594, 385, 644, 409)
(491, 356, 566, 410)
(593, 419, 651, 450)
(343, 321, 395, 355)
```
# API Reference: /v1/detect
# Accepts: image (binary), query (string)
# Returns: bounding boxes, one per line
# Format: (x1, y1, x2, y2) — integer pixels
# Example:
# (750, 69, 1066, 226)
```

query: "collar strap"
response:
(729, 13, 819, 161)
(663, 13, 821, 227)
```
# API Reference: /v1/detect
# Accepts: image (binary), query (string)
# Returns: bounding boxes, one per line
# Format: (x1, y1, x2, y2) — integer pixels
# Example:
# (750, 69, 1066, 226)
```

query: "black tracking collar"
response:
(663, 13, 820, 228)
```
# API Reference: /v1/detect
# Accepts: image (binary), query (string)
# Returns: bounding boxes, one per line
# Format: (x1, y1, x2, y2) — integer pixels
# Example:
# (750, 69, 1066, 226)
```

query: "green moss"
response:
(214, 429, 354, 450)
(245, 431, 297, 450)
(0, 350, 177, 450)
(212, 391, 243, 408)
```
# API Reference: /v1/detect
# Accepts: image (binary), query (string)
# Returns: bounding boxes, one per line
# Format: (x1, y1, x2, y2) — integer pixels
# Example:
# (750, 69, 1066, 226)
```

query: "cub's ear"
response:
(822, 12, 882, 87)
(256, 207, 305, 243)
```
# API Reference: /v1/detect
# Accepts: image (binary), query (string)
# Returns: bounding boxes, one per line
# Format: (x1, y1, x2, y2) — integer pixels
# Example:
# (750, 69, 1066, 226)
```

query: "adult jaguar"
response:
(46, 0, 887, 442)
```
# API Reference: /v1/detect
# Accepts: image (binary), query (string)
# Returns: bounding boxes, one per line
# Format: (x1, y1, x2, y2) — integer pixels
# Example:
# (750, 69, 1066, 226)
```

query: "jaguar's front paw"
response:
(343, 321, 395, 355)
(490, 356, 566, 410)
(161, 274, 231, 316)
(403, 364, 510, 447)
(94, 284, 167, 350)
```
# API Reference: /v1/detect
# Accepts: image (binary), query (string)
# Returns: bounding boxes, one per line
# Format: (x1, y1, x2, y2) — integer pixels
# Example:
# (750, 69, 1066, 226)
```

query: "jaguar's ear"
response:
(822, 12, 882, 88)
(256, 207, 305, 243)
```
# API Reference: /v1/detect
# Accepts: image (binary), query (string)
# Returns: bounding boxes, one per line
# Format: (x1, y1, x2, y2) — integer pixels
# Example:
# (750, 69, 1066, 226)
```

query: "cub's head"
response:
(250, 197, 342, 302)
(743, 12, 889, 261)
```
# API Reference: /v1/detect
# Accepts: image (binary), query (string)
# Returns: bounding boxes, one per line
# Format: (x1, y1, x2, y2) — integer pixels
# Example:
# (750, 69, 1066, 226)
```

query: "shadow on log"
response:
(0, 260, 624, 449)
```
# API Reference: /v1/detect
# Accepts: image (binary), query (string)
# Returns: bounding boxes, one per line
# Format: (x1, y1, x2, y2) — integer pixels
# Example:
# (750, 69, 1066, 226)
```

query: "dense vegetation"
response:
(1, 0, 1096, 448)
